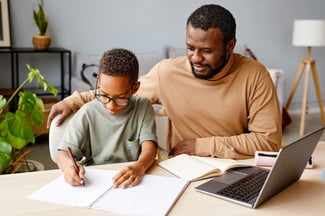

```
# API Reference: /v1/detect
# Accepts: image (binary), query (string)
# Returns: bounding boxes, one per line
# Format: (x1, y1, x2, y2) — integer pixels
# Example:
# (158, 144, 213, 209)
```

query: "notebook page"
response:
(158, 154, 216, 180)
(92, 174, 189, 216)
(28, 168, 117, 207)
(192, 156, 250, 173)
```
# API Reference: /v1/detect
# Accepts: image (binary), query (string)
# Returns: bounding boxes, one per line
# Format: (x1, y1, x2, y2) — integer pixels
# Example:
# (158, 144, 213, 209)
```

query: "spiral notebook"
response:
(28, 168, 189, 216)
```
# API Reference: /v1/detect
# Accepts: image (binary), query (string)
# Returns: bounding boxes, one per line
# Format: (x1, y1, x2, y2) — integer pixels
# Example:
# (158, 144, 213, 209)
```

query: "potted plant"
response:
(32, 3, 51, 50)
(0, 64, 57, 174)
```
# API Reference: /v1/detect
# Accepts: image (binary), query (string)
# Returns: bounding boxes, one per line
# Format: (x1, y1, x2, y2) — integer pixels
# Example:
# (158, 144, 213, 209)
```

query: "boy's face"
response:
(97, 74, 134, 115)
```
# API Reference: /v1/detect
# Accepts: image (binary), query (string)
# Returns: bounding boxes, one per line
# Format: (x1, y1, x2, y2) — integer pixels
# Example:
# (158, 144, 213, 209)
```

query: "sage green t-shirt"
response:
(58, 96, 157, 165)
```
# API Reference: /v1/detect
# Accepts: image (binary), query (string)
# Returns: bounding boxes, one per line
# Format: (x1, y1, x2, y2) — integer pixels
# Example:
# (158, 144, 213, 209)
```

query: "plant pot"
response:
(16, 159, 45, 173)
(32, 35, 51, 51)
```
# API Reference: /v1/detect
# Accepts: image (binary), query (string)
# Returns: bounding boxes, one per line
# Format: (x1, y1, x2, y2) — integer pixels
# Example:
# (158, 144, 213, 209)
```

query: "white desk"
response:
(1, 143, 325, 216)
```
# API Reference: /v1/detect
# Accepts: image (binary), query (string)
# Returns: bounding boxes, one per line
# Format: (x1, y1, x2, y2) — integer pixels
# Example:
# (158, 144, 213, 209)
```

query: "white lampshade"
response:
(292, 19, 325, 47)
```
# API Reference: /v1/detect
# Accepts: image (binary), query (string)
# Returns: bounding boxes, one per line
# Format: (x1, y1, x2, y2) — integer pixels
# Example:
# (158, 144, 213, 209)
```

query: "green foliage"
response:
(33, 3, 49, 36)
(0, 64, 57, 174)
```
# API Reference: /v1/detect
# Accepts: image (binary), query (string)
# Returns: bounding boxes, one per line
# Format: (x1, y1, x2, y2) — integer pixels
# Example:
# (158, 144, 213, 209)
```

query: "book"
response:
(28, 168, 189, 216)
(158, 154, 251, 181)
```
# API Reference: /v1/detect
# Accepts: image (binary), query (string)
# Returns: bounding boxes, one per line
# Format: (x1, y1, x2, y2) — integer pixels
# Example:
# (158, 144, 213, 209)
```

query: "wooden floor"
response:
(282, 111, 325, 145)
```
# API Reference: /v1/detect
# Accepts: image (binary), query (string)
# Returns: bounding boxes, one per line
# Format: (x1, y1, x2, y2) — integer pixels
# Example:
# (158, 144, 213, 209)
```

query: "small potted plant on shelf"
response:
(0, 64, 57, 174)
(32, 3, 51, 50)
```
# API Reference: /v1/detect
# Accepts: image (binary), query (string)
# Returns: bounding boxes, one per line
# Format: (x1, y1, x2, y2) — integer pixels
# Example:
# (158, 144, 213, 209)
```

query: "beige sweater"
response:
(65, 53, 282, 159)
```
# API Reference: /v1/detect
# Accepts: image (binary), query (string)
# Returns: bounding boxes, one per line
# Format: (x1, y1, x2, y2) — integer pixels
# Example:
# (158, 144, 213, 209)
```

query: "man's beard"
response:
(191, 63, 220, 80)
(190, 50, 228, 80)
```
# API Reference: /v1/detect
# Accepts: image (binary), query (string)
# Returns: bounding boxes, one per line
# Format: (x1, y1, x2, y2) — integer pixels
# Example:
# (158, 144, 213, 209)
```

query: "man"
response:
(48, 4, 282, 159)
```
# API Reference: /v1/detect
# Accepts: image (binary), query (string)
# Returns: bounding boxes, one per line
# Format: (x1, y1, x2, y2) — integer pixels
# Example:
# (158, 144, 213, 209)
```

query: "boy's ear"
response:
(133, 81, 140, 94)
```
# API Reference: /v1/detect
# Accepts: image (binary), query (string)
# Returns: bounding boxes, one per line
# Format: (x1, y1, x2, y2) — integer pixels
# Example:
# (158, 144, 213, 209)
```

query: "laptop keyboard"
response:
(217, 169, 269, 204)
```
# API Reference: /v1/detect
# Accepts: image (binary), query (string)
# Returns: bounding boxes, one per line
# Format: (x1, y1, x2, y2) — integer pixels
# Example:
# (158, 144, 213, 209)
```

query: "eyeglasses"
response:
(94, 76, 135, 106)
(95, 91, 132, 106)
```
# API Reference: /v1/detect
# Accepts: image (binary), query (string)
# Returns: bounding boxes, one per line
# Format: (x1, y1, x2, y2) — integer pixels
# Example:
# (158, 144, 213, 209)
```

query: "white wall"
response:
(3, 0, 325, 111)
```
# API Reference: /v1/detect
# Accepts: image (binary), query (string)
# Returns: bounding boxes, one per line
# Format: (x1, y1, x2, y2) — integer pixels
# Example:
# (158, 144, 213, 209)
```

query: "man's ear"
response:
(227, 38, 236, 52)
(133, 81, 140, 94)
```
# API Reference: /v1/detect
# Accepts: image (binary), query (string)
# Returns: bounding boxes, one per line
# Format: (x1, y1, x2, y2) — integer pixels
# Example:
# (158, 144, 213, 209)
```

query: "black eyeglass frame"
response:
(94, 76, 136, 106)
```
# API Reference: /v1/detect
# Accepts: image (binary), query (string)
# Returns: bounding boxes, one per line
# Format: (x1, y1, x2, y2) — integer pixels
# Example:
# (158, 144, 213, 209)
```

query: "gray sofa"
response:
(67, 46, 285, 111)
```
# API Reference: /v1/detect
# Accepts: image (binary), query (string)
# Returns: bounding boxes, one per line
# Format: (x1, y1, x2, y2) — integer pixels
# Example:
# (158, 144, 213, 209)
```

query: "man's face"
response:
(186, 24, 234, 80)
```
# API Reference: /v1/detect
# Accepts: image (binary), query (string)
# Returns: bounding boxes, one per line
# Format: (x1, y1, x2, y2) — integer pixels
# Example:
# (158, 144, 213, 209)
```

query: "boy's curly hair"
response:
(99, 48, 139, 85)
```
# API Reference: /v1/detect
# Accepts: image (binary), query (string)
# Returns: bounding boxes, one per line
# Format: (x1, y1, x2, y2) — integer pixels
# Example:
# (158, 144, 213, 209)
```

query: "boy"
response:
(56, 48, 158, 188)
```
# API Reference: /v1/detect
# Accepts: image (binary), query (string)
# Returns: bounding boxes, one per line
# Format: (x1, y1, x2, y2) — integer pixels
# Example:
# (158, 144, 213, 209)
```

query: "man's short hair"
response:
(186, 4, 236, 43)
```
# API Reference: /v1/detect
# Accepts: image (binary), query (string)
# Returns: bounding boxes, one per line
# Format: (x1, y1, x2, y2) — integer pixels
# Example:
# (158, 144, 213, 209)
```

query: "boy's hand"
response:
(63, 163, 86, 186)
(112, 164, 145, 189)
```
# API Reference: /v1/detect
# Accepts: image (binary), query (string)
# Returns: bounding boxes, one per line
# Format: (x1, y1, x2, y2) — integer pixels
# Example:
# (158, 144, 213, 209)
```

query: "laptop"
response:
(195, 127, 324, 208)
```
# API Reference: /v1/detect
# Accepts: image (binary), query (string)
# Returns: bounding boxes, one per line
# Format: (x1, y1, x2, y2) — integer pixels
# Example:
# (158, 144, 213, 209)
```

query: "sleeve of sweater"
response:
(137, 62, 162, 105)
(63, 90, 95, 112)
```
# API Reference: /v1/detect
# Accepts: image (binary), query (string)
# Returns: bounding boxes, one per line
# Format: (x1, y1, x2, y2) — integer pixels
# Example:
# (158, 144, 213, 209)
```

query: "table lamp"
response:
(285, 19, 325, 136)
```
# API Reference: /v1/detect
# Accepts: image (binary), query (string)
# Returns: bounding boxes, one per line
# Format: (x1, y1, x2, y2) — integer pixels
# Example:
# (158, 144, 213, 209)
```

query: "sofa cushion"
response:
(80, 63, 99, 89)
(136, 48, 168, 76)
(74, 52, 101, 80)
(167, 46, 186, 58)
(74, 48, 168, 85)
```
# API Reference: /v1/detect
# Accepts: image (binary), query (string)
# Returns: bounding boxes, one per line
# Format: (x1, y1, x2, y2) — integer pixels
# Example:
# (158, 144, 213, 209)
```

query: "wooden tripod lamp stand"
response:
(285, 20, 325, 136)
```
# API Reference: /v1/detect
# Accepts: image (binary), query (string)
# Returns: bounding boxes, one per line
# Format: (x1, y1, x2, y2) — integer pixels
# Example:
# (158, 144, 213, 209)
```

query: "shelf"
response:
(0, 47, 71, 53)
(0, 47, 71, 100)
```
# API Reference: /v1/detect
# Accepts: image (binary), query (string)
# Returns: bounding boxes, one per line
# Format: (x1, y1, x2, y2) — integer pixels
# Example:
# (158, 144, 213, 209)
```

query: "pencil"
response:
(67, 147, 85, 186)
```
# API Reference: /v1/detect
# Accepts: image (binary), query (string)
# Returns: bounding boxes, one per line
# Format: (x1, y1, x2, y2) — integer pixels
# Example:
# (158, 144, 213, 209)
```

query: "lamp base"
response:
(285, 55, 325, 136)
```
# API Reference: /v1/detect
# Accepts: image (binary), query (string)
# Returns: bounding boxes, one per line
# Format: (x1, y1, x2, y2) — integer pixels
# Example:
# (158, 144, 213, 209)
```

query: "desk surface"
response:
(1, 144, 325, 216)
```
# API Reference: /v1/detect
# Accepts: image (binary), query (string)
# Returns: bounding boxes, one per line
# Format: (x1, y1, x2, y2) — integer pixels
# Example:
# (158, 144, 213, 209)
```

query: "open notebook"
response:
(28, 168, 189, 216)
(159, 154, 251, 181)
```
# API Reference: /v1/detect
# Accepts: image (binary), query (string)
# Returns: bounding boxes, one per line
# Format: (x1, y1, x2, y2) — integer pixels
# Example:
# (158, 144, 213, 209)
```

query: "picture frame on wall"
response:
(0, 0, 11, 48)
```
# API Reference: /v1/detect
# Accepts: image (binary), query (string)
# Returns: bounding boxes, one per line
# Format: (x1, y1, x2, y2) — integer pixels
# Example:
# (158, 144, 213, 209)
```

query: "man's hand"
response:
(168, 139, 196, 157)
(46, 100, 73, 128)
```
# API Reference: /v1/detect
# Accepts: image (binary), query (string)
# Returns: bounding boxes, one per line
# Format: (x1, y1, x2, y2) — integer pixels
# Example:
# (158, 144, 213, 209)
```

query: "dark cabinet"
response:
(0, 47, 71, 99)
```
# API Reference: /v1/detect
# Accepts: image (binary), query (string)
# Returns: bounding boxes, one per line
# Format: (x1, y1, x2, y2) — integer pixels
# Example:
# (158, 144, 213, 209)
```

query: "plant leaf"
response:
(0, 136, 12, 173)
(0, 137, 12, 154)
(2, 112, 35, 149)
(31, 96, 44, 125)
(0, 96, 7, 115)
(0, 64, 58, 173)
(0, 151, 12, 174)
(33, 4, 49, 36)
(26, 64, 58, 96)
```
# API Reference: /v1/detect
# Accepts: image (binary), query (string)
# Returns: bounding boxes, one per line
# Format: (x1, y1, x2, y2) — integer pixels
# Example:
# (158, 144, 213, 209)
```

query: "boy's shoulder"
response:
(77, 99, 100, 113)
(132, 96, 152, 107)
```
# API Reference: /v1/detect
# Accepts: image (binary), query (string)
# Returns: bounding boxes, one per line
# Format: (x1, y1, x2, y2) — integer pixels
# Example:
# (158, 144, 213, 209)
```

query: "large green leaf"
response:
(31, 95, 44, 125)
(2, 112, 34, 149)
(18, 91, 36, 115)
(0, 137, 12, 174)
(0, 137, 12, 154)
(17, 91, 44, 125)
(0, 153, 11, 174)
